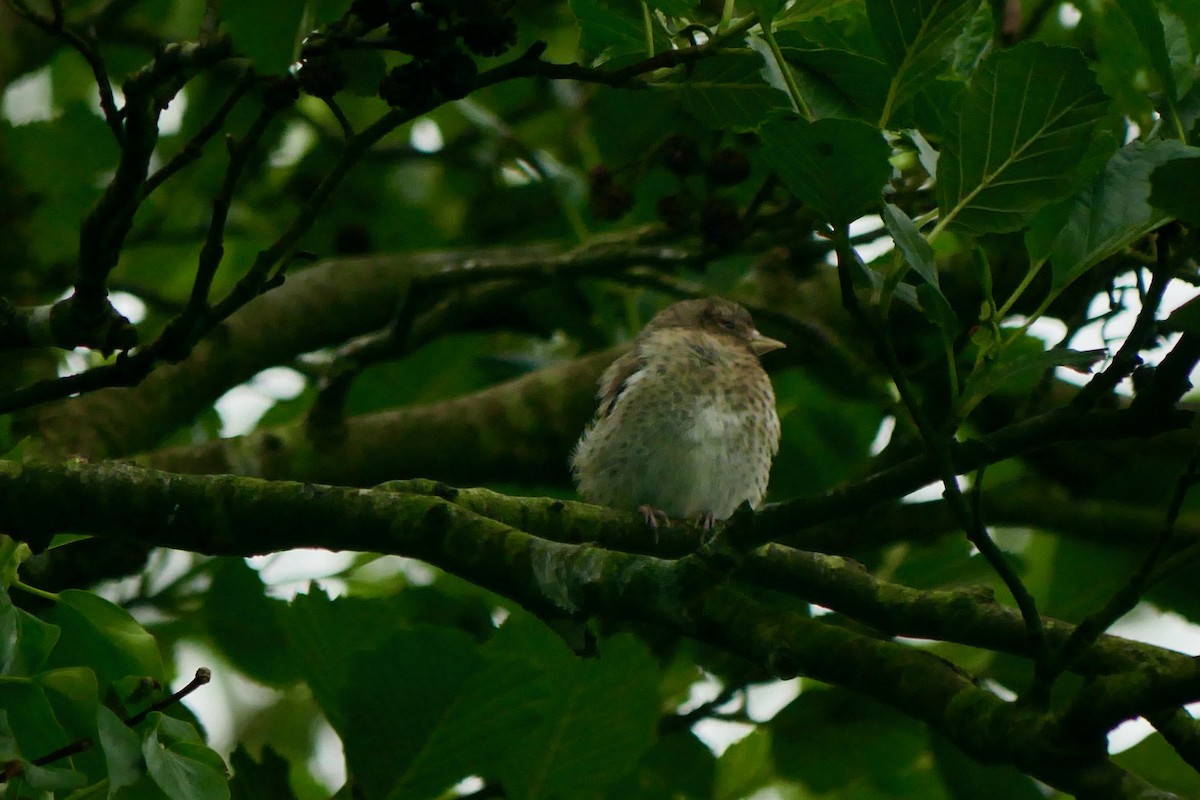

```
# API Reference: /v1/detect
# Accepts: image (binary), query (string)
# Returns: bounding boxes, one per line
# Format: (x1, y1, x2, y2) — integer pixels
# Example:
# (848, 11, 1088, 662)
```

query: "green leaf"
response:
(494, 632, 659, 800)
(1030, 140, 1199, 289)
(882, 202, 938, 288)
(962, 347, 1104, 412)
(48, 590, 165, 687)
(930, 732, 1042, 799)
(19, 761, 87, 791)
(760, 116, 891, 224)
(866, 0, 979, 127)
(339, 627, 481, 799)
(1118, 0, 1181, 104)
(571, 0, 669, 65)
(285, 588, 411, 730)
(98, 706, 145, 795)
(229, 746, 297, 800)
(714, 728, 773, 800)
(142, 713, 229, 800)
(202, 559, 298, 686)
(221, 0, 307, 74)
(772, 688, 932, 793)
(1113, 733, 1200, 795)
(1149, 155, 1200, 225)
(663, 53, 791, 131)
(936, 42, 1110, 235)
(776, 32, 892, 122)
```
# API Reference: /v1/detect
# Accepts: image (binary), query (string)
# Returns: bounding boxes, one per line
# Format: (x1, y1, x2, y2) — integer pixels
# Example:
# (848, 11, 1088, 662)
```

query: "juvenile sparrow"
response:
(571, 297, 784, 528)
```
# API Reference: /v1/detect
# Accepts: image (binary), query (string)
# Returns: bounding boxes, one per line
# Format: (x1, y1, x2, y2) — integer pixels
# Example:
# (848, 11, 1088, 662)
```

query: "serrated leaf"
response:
(1029, 140, 1199, 289)
(202, 559, 298, 686)
(571, 0, 669, 65)
(776, 33, 892, 122)
(339, 626, 482, 799)
(962, 347, 1104, 410)
(664, 53, 791, 131)
(866, 0, 979, 127)
(496, 632, 659, 800)
(1149, 155, 1200, 225)
(760, 116, 891, 224)
(936, 42, 1110, 235)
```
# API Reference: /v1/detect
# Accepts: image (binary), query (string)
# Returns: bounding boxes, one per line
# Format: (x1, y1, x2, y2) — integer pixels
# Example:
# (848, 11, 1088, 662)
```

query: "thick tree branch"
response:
(0, 459, 1181, 799)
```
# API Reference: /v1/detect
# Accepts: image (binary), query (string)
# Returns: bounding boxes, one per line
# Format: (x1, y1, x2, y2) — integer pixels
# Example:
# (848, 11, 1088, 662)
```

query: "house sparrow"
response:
(571, 297, 784, 528)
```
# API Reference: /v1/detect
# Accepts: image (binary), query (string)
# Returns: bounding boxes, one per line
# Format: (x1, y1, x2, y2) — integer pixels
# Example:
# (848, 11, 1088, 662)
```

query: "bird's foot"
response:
(638, 505, 671, 547)
(638, 505, 671, 530)
(697, 512, 720, 548)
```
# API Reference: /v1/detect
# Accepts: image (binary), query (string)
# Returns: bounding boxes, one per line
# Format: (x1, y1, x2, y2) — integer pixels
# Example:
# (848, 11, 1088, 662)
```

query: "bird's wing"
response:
(597, 349, 646, 418)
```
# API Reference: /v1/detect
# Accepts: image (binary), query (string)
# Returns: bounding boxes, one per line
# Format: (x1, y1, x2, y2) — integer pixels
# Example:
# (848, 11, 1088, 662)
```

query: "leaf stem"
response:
(760, 23, 810, 120)
(12, 579, 59, 602)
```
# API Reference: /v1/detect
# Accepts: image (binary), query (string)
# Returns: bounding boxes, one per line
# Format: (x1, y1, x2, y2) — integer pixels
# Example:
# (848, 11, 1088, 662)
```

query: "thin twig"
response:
(830, 226, 1052, 697)
(28, 668, 212, 768)
(144, 68, 257, 196)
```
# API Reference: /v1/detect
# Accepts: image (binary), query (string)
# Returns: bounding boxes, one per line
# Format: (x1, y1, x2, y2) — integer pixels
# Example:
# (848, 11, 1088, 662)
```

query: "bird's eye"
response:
(720, 319, 736, 331)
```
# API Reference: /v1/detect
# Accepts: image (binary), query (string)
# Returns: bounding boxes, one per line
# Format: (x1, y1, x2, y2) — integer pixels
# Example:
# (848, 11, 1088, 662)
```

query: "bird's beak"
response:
(749, 330, 786, 355)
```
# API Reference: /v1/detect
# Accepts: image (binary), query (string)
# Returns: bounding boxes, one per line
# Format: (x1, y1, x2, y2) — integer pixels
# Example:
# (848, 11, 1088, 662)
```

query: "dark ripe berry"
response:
(656, 193, 692, 232)
(700, 196, 743, 246)
(350, 0, 392, 27)
(296, 56, 348, 99)
(378, 62, 434, 107)
(262, 75, 300, 108)
(590, 178, 634, 221)
(434, 51, 477, 99)
(659, 133, 700, 175)
(457, 15, 518, 57)
(418, 0, 453, 18)
(587, 164, 613, 188)
(389, 9, 447, 58)
(706, 148, 751, 186)
(334, 223, 373, 255)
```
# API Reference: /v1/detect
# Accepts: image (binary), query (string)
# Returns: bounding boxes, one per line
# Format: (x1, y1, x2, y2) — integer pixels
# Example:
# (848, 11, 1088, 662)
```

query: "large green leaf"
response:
(662, 53, 792, 131)
(228, 746, 297, 800)
(759, 116, 891, 224)
(936, 43, 1110, 235)
(776, 31, 892, 122)
(772, 687, 942, 794)
(714, 728, 774, 800)
(1112, 733, 1200, 795)
(496, 632, 659, 800)
(865, 0, 979, 127)
(571, 0, 670, 65)
(46, 590, 165, 687)
(1026, 140, 1199, 289)
(339, 626, 482, 798)
(202, 559, 298, 686)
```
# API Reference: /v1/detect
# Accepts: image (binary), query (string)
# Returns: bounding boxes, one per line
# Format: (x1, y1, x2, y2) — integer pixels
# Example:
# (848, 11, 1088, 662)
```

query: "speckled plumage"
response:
(571, 297, 783, 524)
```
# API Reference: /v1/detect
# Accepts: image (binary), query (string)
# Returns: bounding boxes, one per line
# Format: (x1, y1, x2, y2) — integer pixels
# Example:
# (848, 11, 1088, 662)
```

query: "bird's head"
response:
(646, 297, 785, 356)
